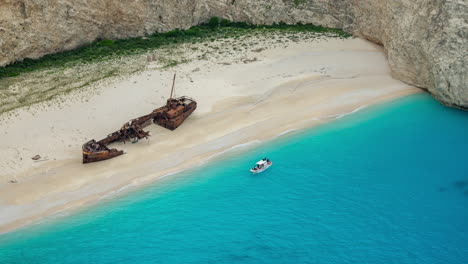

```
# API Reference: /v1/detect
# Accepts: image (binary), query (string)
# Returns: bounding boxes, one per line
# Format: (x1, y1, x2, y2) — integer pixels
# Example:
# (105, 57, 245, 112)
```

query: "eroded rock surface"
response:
(0, 0, 466, 108)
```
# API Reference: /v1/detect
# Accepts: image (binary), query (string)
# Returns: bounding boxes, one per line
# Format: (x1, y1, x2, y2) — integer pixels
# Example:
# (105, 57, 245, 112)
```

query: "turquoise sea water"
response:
(1, 93, 468, 264)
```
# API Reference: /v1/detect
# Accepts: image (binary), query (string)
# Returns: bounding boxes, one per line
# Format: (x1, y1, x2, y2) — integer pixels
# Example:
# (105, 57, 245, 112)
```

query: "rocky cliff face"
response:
(0, 0, 466, 108)
(353, 0, 467, 109)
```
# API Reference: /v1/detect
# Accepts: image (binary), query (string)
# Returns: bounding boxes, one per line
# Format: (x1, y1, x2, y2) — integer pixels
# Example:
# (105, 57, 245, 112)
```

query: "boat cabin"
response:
(256, 160, 268, 168)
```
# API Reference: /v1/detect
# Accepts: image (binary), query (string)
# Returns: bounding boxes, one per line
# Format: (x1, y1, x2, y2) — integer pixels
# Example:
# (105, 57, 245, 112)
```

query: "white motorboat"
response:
(250, 158, 272, 173)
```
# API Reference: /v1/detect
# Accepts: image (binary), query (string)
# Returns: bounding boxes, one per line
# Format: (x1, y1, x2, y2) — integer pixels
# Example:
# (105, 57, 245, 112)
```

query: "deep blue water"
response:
(1, 93, 468, 264)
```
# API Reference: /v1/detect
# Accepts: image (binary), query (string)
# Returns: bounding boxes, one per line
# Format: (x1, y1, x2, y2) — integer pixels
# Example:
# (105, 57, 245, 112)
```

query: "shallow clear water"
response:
(1, 93, 468, 264)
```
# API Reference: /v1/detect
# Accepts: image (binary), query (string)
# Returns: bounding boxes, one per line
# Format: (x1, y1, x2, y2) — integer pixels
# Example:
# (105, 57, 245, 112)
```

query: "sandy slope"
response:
(0, 38, 421, 233)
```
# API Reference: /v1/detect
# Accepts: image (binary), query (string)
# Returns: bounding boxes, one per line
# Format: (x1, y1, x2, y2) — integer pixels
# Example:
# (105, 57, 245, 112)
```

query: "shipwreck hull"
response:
(82, 96, 197, 164)
(154, 100, 197, 130)
(82, 149, 125, 164)
(82, 139, 125, 164)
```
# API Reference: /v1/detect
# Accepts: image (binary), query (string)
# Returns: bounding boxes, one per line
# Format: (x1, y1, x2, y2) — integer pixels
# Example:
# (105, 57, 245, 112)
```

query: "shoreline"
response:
(0, 37, 421, 235)
(0, 90, 420, 235)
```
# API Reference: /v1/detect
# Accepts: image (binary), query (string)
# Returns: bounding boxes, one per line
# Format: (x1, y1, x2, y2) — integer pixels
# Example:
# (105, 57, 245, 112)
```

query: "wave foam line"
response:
(317, 104, 368, 120)
(277, 129, 299, 137)
(204, 140, 262, 164)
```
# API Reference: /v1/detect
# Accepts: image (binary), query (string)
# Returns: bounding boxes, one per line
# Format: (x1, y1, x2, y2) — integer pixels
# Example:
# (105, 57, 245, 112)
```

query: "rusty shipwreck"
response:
(82, 74, 197, 164)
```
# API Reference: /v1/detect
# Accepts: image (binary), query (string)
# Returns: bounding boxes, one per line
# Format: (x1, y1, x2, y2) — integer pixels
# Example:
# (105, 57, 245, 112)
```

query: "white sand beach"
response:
(0, 37, 421, 233)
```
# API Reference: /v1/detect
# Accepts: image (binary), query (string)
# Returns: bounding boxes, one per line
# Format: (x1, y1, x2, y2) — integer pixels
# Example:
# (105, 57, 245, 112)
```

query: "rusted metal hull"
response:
(83, 149, 125, 164)
(154, 100, 197, 130)
(82, 96, 197, 164)
(82, 139, 125, 164)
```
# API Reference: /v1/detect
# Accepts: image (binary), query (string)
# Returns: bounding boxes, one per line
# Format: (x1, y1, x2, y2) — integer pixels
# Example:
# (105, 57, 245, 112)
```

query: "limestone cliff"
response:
(0, 0, 466, 108)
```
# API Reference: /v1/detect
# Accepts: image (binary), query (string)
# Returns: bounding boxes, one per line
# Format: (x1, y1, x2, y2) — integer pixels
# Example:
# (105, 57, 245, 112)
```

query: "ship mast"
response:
(169, 73, 176, 100)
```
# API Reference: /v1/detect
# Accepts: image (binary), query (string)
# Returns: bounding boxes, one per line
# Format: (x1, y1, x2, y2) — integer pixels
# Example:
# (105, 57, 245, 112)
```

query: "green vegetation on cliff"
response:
(0, 18, 351, 79)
